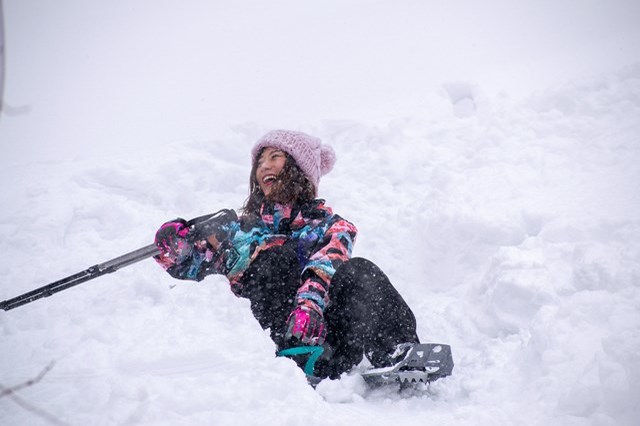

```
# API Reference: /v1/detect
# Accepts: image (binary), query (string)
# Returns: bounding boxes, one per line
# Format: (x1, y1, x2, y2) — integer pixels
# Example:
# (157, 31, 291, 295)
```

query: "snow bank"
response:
(1, 65, 639, 425)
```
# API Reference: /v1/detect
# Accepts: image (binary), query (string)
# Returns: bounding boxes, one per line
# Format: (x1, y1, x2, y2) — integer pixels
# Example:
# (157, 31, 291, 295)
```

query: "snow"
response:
(1, 1, 640, 425)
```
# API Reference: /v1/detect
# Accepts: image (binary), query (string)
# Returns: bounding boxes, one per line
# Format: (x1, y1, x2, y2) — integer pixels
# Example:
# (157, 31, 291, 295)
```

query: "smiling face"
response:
(243, 146, 317, 213)
(256, 147, 287, 197)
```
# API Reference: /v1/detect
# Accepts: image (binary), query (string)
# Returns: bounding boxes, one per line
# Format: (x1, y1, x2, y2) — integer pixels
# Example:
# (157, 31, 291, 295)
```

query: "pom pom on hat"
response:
(252, 130, 336, 193)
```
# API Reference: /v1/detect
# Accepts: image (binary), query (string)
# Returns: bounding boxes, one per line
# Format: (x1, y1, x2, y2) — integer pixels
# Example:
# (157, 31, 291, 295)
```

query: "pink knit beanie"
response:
(251, 130, 336, 193)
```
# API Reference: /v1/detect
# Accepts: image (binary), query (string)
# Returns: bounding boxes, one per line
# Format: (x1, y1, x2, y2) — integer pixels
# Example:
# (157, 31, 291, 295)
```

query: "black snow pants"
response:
(238, 245, 420, 379)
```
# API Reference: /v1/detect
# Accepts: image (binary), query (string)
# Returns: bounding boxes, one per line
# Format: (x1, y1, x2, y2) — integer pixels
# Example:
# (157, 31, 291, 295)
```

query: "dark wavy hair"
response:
(242, 149, 316, 216)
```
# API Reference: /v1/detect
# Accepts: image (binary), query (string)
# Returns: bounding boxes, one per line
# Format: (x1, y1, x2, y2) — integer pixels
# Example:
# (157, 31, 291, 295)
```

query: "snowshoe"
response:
(361, 343, 454, 387)
(278, 343, 453, 388)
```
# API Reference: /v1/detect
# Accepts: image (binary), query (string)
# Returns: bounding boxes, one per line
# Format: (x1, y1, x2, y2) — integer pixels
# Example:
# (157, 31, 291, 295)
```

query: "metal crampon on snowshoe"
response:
(361, 343, 454, 387)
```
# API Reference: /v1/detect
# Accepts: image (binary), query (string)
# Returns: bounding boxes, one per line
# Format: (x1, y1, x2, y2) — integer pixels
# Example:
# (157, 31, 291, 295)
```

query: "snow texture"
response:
(1, 1, 640, 425)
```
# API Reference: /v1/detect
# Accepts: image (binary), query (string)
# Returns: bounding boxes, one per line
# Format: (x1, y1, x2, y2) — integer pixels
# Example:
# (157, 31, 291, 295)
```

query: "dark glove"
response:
(189, 209, 238, 242)
(285, 306, 327, 346)
(154, 218, 193, 269)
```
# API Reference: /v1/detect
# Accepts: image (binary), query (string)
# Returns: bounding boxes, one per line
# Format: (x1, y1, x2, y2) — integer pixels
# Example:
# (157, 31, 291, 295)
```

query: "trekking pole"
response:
(0, 209, 238, 312)
(0, 244, 160, 311)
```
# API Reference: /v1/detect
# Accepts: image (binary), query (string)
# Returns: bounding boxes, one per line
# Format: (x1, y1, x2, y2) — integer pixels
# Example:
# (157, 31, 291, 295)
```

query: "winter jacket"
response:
(156, 199, 358, 315)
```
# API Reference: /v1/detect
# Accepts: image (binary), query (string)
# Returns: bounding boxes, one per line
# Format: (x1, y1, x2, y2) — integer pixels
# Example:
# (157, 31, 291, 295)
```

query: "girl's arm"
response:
(297, 216, 358, 314)
(153, 213, 240, 282)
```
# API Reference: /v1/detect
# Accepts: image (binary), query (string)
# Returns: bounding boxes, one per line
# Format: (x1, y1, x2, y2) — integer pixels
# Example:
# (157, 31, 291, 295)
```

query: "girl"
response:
(153, 130, 421, 380)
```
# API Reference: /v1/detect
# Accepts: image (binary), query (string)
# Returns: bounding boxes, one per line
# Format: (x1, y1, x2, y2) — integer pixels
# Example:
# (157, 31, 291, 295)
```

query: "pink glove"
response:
(285, 306, 327, 346)
(154, 219, 192, 269)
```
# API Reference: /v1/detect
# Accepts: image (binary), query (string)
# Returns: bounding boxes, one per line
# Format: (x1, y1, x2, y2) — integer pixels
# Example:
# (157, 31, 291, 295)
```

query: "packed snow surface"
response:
(1, 2, 639, 425)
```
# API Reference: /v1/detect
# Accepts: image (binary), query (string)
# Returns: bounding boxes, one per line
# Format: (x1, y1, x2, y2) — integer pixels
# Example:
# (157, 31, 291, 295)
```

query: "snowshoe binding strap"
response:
(277, 346, 324, 377)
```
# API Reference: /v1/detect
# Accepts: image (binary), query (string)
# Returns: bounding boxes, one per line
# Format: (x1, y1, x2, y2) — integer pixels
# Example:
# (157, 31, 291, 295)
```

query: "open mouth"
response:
(262, 175, 277, 185)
